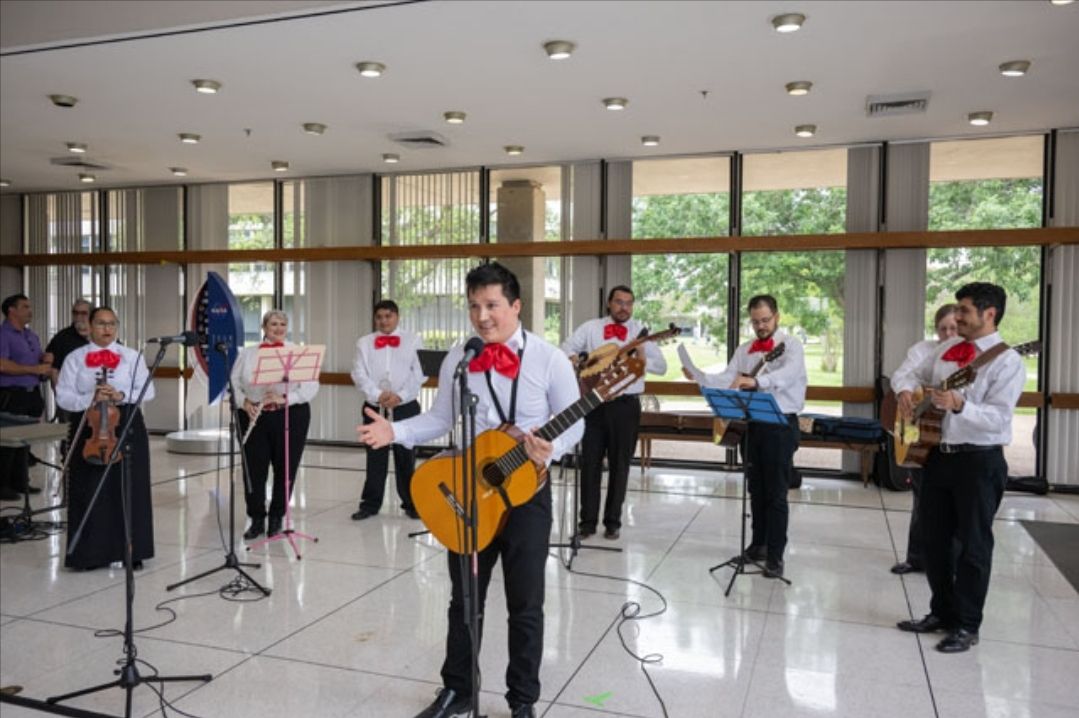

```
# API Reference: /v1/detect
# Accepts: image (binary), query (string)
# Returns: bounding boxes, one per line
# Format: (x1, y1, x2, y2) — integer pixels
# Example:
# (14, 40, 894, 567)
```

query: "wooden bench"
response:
(637, 411, 880, 486)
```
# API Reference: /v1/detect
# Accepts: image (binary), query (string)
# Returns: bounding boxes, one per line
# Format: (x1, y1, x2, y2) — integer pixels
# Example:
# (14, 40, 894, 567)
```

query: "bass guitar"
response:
(411, 352, 645, 554)
(714, 342, 786, 447)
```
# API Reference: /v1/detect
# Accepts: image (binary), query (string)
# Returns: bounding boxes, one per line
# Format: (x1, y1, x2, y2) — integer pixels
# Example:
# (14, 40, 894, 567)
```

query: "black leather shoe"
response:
(267, 516, 283, 537)
(744, 544, 767, 562)
(24, 485, 42, 495)
(578, 525, 596, 539)
(603, 527, 620, 540)
(351, 509, 375, 521)
(404, 507, 420, 519)
(890, 561, 923, 575)
(511, 704, 536, 718)
(897, 614, 949, 633)
(413, 687, 472, 718)
(0, 488, 21, 501)
(936, 628, 979, 653)
(763, 560, 785, 579)
(243, 519, 265, 541)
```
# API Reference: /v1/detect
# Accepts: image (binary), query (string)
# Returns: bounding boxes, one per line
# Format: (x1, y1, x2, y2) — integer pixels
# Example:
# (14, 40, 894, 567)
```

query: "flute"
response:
(242, 400, 264, 444)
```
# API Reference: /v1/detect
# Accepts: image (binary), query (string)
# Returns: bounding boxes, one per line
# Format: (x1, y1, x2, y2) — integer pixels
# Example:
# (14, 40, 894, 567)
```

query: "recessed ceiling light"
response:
(602, 97, 628, 111)
(504, 145, 524, 156)
(191, 79, 222, 94)
(66, 142, 88, 154)
(178, 133, 201, 144)
(271, 160, 289, 172)
(170, 167, 187, 177)
(382, 153, 400, 164)
(1050, 0, 1074, 5)
(794, 124, 816, 138)
(78, 173, 96, 184)
(772, 13, 806, 33)
(999, 60, 1031, 77)
(355, 61, 386, 78)
(641, 135, 660, 146)
(302, 122, 327, 135)
(543, 40, 576, 59)
(0, 179, 11, 188)
(443, 111, 467, 124)
(968, 111, 993, 126)
(48, 94, 77, 108)
(785, 81, 813, 96)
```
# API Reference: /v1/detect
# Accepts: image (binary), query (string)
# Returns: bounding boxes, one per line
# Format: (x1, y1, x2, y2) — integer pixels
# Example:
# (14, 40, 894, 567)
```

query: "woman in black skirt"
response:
(55, 306, 155, 571)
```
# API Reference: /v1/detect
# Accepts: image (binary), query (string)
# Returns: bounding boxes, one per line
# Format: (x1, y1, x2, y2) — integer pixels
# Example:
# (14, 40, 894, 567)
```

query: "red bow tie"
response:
(374, 335, 400, 349)
(469, 343, 520, 379)
(749, 337, 775, 354)
(85, 349, 121, 370)
(941, 340, 977, 367)
(603, 323, 628, 341)
(260, 341, 284, 349)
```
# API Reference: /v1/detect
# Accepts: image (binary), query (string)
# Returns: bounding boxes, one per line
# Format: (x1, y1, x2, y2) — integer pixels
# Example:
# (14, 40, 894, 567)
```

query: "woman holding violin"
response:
(56, 306, 155, 571)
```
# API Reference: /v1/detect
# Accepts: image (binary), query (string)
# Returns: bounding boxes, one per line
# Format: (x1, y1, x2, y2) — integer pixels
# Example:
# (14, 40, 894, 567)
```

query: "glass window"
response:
(227, 182, 276, 345)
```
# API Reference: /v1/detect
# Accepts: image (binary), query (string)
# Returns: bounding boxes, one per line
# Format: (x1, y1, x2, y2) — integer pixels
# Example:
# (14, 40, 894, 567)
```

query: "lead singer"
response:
(358, 263, 583, 718)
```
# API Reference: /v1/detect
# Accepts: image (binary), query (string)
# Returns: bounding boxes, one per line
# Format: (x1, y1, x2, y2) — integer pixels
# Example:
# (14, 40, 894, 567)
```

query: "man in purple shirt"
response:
(0, 293, 52, 500)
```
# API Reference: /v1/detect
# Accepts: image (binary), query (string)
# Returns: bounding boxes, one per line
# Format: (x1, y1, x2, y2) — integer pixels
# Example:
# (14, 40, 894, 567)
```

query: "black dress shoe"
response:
(511, 704, 536, 718)
(350, 509, 375, 521)
(132, 560, 144, 571)
(578, 525, 596, 539)
(897, 614, 949, 633)
(0, 488, 21, 501)
(413, 687, 472, 718)
(267, 516, 283, 537)
(936, 628, 979, 653)
(763, 560, 785, 579)
(243, 519, 265, 541)
(744, 544, 767, 562)
(890, 561, 923, 575)
(603, 527, 620, 540)
(404, 507, 421, 519)
(24, 486, 42, 495)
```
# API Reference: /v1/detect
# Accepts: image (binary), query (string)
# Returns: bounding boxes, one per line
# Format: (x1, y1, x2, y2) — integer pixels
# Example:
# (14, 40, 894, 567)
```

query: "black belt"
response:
(0, 386, 38, 392)
(938, 443, 1001, 454)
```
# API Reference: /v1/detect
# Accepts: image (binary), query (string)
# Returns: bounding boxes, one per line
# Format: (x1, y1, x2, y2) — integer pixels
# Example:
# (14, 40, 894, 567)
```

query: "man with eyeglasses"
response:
(46, 299, 92, 385)
(686, 294, 806, 578)
(562, 285, 667, 540)
(0, 293, 53, 500)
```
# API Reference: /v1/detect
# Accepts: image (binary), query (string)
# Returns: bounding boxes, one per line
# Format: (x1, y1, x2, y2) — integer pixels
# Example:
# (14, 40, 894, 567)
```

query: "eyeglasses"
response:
(610, 299, 634, 308)
(93, 321, 118, 328)
(750, 315, 775, 327)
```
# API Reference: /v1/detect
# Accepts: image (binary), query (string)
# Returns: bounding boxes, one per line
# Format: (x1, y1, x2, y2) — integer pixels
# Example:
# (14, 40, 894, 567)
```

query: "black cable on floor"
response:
(135, 658, 207, 718)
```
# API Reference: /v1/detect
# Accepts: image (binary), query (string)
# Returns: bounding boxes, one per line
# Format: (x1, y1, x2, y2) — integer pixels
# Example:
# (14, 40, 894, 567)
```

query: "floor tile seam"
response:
(540, 608, 626, 718)
(265, 551, 441, 572)
(149, 466, 226, 488)
(545, 699, 653, 718)
(643, 503, 708, 584)
(736, 592, 773, 718)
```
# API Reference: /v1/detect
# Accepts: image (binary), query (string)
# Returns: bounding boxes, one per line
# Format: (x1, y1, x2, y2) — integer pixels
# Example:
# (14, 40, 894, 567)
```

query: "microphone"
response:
(148, 331, 198, 347)
(454, 337, 486, 377)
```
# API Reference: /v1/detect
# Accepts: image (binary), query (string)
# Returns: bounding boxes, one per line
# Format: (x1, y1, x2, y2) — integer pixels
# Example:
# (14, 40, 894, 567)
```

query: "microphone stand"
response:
(550, 441, 621, 571)
(48, 342, 211, 717)
(166, 342, 269, 595)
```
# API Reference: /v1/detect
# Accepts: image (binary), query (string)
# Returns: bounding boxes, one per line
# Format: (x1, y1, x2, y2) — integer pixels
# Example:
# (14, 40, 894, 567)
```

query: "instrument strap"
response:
(484, 331, 527, 426)
(966, 341, 1009, 372)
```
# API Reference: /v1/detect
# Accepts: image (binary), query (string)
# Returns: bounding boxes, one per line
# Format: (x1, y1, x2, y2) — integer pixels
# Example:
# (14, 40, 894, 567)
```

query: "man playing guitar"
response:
(894, 283, 1026, 653)
(561, 285, 667, 540)
(358, 263, 582, 718)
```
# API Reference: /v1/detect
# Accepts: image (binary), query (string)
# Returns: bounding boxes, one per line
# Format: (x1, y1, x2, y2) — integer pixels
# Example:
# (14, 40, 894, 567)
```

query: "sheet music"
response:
(677, 344, 724, 388)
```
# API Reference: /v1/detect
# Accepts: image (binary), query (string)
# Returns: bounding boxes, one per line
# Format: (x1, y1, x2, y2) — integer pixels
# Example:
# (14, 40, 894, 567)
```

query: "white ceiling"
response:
(1, 0, 1077, 193)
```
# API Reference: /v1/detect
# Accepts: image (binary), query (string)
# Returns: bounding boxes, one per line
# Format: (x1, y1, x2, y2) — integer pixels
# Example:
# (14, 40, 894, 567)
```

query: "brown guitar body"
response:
(882, 388, 942, 468)
(713, 418, 745, 447)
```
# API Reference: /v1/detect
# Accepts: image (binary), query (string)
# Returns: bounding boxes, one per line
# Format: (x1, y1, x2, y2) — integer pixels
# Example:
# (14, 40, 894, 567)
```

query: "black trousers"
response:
(0, 386, 45, 493)
(747, 415, 799, 563)
(442, 484, 551, 708)
(359, 400, 420, 513)
(579, 395, 641, 532)
(238, 402, 311, 520)
(922, 447, 1007, 633)
(904, 468, 925, 566)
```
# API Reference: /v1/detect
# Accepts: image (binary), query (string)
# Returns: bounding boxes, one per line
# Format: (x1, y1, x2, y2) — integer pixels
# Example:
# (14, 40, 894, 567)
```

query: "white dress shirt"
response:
(891, 332, 1025, 446)
(230, 341, 319, 406)
(392, 325, 584, 464)
(699, 329, 807, 415)
(351, 329, 425, 405)
(561, 317, 668, 396)
(890, 338, 938, 391)
(56, 341, 155, 412)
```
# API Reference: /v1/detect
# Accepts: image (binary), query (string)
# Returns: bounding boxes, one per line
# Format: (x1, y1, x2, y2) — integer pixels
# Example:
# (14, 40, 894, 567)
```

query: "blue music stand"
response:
(701, 388, 792, 594)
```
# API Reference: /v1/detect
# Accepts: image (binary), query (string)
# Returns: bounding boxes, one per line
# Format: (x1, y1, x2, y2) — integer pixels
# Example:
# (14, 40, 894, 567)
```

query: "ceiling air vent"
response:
(389, 131, 448, 149)
(865, 91, 931, 118)
(50, 156, 111, 170)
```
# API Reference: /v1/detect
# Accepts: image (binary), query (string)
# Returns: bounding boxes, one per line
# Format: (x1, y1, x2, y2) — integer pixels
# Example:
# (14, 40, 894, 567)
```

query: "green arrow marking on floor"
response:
(584, 691, 612, 707)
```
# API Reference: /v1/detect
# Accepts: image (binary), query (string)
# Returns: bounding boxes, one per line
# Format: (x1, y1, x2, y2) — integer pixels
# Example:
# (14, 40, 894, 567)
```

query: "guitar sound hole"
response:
(482, 463, 506, 487)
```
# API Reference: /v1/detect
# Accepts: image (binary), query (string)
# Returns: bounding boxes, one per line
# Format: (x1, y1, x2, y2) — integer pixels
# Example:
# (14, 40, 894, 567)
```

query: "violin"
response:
(82, 366, 122, 465)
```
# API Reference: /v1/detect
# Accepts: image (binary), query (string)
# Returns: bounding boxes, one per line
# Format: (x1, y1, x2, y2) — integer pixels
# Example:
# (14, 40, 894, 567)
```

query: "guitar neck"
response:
(492, 390, 604, 476)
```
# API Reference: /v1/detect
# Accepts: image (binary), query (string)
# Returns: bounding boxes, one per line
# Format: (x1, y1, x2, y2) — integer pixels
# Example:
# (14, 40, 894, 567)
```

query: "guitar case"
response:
(876, 377, 912, 492)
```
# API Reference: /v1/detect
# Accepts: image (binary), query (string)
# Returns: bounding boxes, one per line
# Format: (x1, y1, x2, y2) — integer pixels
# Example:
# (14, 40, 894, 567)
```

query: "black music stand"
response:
(702, 387, 792, 596)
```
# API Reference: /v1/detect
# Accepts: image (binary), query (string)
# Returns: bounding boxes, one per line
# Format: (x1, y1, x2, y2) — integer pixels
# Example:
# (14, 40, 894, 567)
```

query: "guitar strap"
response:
(966, 341, 1009, 373)
(484, 331, 526, 426)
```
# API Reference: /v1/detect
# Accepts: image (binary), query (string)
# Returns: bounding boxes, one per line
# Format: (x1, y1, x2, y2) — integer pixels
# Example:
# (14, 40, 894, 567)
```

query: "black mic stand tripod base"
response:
(550, 445, 621, 571)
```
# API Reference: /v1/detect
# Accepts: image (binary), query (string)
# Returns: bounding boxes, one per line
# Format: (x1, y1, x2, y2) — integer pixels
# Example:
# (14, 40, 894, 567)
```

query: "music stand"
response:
(245, 344, 324, 559)
(0, 420, 69, 540)
(702, 388, 792, 595)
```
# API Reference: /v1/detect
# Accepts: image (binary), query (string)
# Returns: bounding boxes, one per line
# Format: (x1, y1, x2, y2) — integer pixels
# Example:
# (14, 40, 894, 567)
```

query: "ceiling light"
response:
(78, 173, 96, 184)
(772, 13, 806, 33)
(170, 167, 187, 177)
(794, 124, 816, 138)
(443, 111, 467, 124)
(504, 145, 524, 156)
(382, 153, 400, 164)
(602, 97, 628, 111)
(543, 40, 576, 59)
(302, 122, 327, 135)
(1050, 0, 1074, 5)
(785, 81, 813, 96)
(179, 132, 201, 144)
(271, 161, 289, 172)
(998, 60, 1031, 77)
(968, 111, 993, 126)
(191, 79, 221, 94)
(641, 135, 660, 147)
(355, 61, 386, 77)
(49, 94, 77, 108)
(66, 142, 88, 154)
(0, 179, 11, 188)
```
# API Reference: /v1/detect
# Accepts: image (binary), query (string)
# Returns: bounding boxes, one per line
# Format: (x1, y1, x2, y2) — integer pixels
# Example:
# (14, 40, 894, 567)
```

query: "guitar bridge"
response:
(437, 482, 471, 525)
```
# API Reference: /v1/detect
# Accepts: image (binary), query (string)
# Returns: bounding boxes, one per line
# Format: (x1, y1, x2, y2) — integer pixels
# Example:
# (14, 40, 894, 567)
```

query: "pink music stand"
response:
(245, 344, 325, 559)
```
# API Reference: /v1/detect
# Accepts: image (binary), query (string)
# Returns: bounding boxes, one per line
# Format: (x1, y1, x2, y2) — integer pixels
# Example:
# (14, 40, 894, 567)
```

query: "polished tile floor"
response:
(2, 441, 1078, 718)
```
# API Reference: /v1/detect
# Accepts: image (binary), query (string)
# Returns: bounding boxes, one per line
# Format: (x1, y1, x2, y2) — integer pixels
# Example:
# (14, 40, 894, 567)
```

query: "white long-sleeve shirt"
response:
(891, 332, 1025, 446)
(391, 325, 584, 464)
(698, 329, 807, 415)
(230, 341, 319, 406)
(890, 338, 938, 391)
(351, 330, 425, 405)
(56, 342, 154, 412)
(561, 317, 667, 395)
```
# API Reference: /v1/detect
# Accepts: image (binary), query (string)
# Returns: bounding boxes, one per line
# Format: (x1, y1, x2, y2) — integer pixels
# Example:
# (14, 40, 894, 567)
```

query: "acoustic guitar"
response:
(576, 323, 680, 393)
(714, 342, 786, 447)
(885, 340, 1040, 467)
(411, 352, 646, 554)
